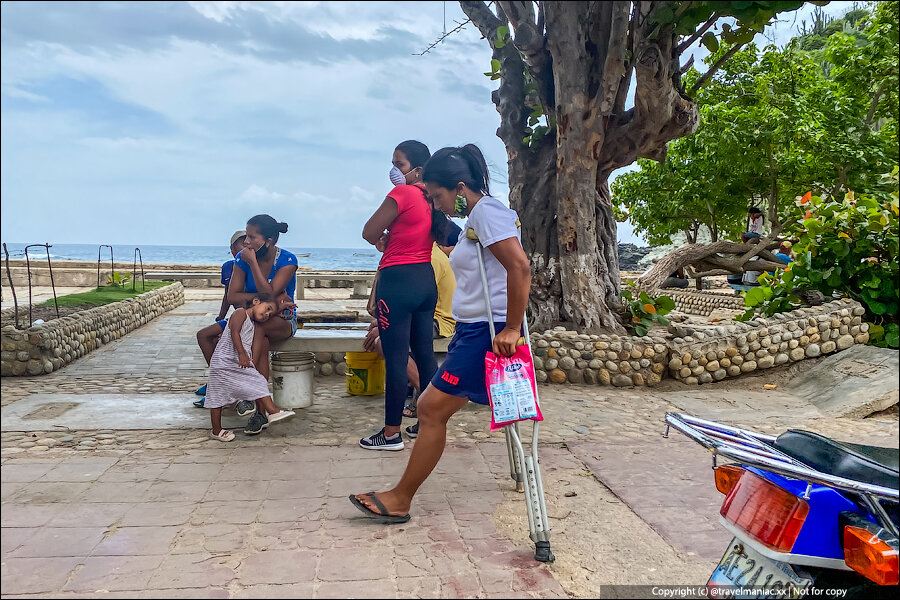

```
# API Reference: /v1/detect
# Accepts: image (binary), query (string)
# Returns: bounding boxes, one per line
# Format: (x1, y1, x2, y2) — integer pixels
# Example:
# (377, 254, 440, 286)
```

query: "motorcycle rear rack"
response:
(664, 412, 899, 538)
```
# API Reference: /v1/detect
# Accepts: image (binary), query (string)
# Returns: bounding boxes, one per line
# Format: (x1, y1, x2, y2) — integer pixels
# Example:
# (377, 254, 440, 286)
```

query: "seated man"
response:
(193, 230, 247, 408)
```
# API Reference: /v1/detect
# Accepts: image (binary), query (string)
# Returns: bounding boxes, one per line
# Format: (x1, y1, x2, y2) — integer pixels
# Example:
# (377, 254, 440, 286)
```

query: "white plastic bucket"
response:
(271, 351, 315, 409)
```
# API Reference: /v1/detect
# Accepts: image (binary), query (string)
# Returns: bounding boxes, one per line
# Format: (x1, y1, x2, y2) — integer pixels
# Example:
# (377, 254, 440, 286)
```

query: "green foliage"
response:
(482, 1, 813, 155)
(612, 2, 899, 247)
(40, 281, 172, 308)
(735, 273, 801, 321)
(737, 167, 900, 347)
(106, 271, 131, 286)
(622, 283, 675, 337)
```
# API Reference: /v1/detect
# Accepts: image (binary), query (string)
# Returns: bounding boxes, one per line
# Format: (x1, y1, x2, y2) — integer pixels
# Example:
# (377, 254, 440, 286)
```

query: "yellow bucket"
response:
(345, 352, 386, 396)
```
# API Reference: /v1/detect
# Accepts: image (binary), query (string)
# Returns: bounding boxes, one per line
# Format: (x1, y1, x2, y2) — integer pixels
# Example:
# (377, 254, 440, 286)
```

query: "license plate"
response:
(708, 538, 811, 599)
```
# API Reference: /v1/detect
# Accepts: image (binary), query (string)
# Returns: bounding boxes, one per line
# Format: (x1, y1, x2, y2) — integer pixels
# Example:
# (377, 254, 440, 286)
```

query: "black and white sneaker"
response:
(236, 400, 256, 417)
(244, 412, 269, 435)
(359, 428, 404, 451)
(405, 422, 419, 439)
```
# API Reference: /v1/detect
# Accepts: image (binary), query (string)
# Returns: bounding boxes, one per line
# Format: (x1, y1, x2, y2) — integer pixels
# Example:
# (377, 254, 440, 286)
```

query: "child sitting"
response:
(206, 292, 295, 441)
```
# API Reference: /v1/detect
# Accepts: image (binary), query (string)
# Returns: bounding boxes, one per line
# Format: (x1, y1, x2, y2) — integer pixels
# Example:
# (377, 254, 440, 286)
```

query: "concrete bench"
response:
(273, 327, 451, 354)
(145, 272, 220, 281)
(295, 273, 376, 299)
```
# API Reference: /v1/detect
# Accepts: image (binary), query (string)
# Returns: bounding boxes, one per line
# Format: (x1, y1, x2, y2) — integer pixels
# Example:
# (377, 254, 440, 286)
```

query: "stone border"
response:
(1, 283, 184, 377)
(529, 299, 867, 387)
(531, 329, 669, 387)
(667, 299, 868, 384)
(664, 289, 744, 316)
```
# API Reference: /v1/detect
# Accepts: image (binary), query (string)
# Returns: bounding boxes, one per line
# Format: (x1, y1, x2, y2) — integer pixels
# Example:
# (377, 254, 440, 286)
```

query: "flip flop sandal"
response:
(348, 492, 410, 524)
(193, 397, 206, 408)
(402, 404, 417, 419)
(211, 429, 235, 442)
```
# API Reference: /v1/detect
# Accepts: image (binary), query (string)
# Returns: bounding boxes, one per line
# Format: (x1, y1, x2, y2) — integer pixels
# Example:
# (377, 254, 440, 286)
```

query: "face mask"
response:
(255, 243, 270, 259)
(389, 165, 414, 186)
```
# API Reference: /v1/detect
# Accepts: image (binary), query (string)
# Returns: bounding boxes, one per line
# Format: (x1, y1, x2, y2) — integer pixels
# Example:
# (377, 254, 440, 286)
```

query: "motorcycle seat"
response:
(774, 429, 899, 492)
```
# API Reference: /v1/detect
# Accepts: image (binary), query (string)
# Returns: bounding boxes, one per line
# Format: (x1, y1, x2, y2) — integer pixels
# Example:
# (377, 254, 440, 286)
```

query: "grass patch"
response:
(39, 282, 173, 308)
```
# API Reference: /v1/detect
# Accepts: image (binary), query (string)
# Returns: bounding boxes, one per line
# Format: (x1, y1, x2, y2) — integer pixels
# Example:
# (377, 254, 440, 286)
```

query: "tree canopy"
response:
(612, 1, 899, 247)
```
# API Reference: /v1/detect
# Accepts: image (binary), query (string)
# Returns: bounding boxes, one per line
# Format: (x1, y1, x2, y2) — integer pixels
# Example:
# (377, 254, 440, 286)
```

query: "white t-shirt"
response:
(448, 195, 521, 323)
(748, 215, 764, 234)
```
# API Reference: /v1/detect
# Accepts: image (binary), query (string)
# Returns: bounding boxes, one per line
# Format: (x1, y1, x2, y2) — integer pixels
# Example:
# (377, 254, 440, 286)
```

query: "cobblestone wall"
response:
(530, 299, 867, 387)
(667, 299, 868, 384)
(531, 328, 670, 387)
(665, 289, 745, 316)
(1, 283, 184, 377)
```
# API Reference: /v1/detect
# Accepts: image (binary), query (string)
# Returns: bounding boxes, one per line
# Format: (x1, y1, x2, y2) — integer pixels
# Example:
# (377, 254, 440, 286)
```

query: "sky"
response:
(1, 1, 857, 249)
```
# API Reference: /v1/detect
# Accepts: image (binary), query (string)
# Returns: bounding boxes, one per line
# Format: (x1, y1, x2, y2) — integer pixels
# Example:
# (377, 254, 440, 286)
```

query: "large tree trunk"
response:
(461, 1, 700, 333)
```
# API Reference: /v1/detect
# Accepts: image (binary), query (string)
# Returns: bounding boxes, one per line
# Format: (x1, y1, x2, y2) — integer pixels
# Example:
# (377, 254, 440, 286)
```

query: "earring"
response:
(455, 194, 467, 216)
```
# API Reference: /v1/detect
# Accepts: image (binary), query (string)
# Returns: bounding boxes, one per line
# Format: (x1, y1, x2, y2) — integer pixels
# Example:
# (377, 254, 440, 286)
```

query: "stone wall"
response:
(531, 328, 669, 387)
(529, 299, 867, 387)
(667, 299, 868, 384)
(665, 289, 744, 316)
(1, 283, 184, 377)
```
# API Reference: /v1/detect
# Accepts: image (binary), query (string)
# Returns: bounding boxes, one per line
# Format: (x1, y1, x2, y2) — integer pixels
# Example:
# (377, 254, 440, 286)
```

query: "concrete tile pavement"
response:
(1, 443, 567, 598)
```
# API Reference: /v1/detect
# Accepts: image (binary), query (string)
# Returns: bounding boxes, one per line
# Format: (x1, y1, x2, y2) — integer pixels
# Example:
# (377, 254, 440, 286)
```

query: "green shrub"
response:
(622, 283, 675, 337)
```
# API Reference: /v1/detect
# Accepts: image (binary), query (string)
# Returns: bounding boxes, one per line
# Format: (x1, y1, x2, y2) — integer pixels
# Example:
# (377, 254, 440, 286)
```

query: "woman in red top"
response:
(360, 140, 446, 451)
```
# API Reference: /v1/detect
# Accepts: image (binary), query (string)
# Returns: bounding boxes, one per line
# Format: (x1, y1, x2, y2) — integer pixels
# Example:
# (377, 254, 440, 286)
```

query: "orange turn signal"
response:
(843, 526, 899, 586)
(714, 465, 744, 495)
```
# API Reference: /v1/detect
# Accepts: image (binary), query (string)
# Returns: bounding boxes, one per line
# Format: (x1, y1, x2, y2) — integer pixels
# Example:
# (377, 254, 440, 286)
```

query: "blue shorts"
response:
(430, 321, 506, 406)
(216, 319, 228, 331)
(744, 231, 761, 239)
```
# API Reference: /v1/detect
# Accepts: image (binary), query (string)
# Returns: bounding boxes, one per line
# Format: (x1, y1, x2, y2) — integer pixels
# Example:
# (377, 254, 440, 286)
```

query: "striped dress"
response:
(205, 316, 270, 409)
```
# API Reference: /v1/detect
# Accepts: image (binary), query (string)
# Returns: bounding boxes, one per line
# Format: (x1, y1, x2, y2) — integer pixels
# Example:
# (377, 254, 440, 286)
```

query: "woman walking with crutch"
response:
(350, 144, 532, 521)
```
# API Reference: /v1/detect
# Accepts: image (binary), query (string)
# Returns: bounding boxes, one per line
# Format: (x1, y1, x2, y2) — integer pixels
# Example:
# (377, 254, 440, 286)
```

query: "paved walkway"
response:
(1, 290, 897, 597)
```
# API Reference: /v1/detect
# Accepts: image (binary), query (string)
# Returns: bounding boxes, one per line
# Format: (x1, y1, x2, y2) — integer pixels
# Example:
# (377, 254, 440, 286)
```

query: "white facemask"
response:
(389, 166, 409, 186)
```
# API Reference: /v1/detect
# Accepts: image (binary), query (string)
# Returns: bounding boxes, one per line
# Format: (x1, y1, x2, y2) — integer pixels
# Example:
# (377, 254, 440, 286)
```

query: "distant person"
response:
(205, 292, 296, 441)
(768, 241, 794, 276)
(350, 144, 530, 523)
(359, 140, 458, 451)
(741, 207, 765, 243)
(194, 230, 247, 408)
(228, 214, 300, 434)
(661, 266, 689, 289)
(775, 241, 794, 265)
(363, 240, 459, 434)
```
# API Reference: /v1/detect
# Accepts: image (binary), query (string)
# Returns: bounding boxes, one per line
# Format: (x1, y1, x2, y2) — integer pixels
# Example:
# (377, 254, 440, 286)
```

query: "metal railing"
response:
(24, 243, 59, 326)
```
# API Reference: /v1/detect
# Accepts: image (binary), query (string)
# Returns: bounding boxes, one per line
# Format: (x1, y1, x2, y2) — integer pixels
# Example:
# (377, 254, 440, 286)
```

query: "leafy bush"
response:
(622, 284, 675, 337)
(738, 168, 899, 347)
(106, 271, 131, 286)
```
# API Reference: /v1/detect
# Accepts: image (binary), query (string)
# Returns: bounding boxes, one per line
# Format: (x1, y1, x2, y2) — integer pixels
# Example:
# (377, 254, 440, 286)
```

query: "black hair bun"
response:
(279, 222, 289, 233)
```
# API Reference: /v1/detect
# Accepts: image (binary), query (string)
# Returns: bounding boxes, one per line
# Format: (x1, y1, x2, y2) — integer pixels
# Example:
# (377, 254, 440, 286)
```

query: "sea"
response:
(1, 243, 381, 272)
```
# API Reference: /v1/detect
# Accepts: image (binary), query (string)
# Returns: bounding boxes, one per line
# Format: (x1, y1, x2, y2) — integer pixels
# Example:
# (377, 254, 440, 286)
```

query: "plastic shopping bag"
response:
(485, 346, 544, 432)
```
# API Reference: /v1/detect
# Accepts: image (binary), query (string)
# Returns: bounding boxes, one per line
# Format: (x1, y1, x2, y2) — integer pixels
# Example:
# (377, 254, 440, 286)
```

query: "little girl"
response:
(206, 292, 295, 441)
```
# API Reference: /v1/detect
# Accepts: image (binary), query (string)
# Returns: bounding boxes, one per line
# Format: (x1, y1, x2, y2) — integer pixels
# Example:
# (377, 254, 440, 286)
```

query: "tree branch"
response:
(414, 18, 473, 55)
(688, 43, 745, 95)
(864, 79, 887, 127)
(461, 1, 529, 152)
(676, 14, 718, 55)
(497, 0, 554, 110)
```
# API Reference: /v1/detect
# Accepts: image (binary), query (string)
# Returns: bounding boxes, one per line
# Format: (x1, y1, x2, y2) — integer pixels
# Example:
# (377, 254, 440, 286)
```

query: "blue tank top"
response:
(234, 248, 298, 301)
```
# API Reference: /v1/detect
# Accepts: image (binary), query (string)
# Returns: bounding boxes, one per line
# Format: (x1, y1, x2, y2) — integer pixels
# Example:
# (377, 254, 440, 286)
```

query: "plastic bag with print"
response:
(484, 345, 544, 432)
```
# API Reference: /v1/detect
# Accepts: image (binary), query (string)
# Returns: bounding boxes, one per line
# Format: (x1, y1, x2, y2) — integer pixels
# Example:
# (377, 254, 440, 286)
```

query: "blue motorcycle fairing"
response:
(744, 467, 874, 561)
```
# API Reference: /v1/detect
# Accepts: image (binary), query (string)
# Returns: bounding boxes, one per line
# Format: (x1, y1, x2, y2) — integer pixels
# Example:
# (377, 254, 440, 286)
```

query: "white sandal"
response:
(267, 410, 296, 425)
(211, 429, 235, 442)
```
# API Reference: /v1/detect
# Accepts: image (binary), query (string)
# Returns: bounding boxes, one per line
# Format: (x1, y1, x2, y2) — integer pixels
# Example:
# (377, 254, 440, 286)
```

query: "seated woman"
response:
(227, 214, 299, 432)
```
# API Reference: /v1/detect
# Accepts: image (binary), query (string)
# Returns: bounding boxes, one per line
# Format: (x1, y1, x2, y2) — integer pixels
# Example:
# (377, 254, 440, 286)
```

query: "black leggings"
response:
(375, 263, 438, 427)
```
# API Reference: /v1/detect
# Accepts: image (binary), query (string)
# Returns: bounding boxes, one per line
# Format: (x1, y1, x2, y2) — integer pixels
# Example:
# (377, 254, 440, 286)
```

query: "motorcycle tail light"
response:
(843, 526, 899, 586)
(714, 465, 744, 495)
(720, 470, 809, 552)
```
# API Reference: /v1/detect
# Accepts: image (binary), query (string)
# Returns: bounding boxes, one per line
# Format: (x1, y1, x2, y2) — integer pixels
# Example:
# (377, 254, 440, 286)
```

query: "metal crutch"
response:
(471, 228, 555, 563)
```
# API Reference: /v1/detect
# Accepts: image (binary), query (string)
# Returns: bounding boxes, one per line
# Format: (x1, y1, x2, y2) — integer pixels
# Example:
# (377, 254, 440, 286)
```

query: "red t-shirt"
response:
(379, 184, 434, 269)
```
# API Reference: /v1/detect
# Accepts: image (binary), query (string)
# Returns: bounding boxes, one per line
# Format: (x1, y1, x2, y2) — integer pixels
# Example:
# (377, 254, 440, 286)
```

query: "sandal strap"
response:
(366, 492, 392, 517)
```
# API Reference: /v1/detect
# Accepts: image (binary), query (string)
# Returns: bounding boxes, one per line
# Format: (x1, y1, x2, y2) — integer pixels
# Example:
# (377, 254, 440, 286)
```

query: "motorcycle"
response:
(665, 412, 898, 598)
